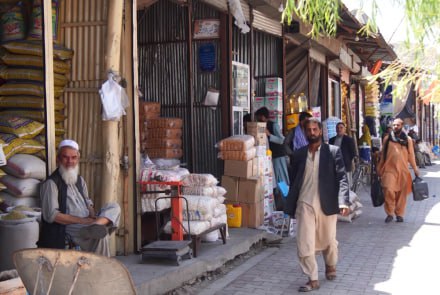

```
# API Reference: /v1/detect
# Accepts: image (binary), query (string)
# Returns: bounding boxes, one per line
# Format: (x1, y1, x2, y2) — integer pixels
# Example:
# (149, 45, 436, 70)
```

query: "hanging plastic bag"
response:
(99, 73, 129, 121)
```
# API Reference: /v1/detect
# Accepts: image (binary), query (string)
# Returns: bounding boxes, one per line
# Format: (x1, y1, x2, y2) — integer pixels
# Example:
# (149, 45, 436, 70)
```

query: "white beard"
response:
(59, 165, 79, 185)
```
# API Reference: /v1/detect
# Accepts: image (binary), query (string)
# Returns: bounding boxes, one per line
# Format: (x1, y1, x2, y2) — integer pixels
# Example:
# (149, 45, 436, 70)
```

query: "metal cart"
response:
(139, 181, 192, 265)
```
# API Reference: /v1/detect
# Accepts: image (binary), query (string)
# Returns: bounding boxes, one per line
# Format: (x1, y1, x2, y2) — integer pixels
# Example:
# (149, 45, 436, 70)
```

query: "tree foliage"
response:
(283, 0, 440, 102)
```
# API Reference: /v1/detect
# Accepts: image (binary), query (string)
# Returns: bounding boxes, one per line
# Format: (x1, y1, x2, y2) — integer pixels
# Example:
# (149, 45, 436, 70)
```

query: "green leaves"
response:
(283, 0, 341, 38)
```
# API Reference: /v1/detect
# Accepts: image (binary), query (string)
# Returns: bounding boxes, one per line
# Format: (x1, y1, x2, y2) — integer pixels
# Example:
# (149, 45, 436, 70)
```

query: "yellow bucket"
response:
(226, 203, 242, 228)
(286, 113, 299, 130)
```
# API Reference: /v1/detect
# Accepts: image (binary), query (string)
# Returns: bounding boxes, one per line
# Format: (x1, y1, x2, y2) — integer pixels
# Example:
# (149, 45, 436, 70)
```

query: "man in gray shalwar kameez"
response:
(39, 139, 120, 257)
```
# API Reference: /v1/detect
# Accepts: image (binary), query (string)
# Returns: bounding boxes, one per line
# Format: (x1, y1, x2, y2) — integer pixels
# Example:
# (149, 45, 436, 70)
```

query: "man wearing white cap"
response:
(38, 139, 121, 257)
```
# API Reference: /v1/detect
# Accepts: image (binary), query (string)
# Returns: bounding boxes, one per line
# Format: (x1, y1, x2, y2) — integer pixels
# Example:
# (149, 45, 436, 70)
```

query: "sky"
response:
(344, 0, 407, 44)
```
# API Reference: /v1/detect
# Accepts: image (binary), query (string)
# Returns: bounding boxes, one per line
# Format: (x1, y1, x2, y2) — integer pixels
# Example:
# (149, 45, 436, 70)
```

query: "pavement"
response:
(118, 161, 440, 295)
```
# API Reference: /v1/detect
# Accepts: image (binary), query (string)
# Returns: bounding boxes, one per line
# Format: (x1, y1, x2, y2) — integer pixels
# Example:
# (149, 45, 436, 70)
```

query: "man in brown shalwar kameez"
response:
(284, 118, 350, 292)
(377, 118, 419, 223)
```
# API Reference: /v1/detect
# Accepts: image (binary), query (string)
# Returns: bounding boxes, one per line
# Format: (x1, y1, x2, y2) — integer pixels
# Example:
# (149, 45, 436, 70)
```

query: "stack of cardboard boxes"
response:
(139, 101, 183, 159)
(253, 77, 283, 132)
(220, 125, 269, 228)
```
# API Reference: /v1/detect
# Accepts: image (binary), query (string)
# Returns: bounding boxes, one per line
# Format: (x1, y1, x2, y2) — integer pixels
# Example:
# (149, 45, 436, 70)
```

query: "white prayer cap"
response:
(58, 139, 79, 151)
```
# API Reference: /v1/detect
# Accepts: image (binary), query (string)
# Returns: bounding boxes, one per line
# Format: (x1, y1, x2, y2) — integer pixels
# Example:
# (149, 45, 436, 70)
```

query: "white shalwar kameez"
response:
(296, 147, 338, 281)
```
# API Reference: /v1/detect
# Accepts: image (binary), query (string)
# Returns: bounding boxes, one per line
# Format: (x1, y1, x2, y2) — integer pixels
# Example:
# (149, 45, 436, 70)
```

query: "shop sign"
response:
(193, 19, 220, 39)
(199, 43, 216, 72)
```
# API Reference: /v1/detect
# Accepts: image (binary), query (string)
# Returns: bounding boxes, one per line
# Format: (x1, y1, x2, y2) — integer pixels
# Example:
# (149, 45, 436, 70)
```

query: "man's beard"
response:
(393, 127, 402, 135)
(307, 136, 321, 143)
(59, 165, 79, 185)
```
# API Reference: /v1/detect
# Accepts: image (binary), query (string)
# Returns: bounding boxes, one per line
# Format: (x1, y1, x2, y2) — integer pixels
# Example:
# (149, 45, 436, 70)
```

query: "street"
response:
(185, 161, 440, 295)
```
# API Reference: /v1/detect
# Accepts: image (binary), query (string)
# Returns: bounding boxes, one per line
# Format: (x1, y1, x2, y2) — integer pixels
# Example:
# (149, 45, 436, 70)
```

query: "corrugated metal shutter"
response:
(252, 9, 282, 36)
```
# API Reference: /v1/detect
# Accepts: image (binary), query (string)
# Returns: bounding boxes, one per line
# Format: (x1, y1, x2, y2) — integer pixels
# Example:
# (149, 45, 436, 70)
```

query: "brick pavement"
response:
(211, 162, 440, 295)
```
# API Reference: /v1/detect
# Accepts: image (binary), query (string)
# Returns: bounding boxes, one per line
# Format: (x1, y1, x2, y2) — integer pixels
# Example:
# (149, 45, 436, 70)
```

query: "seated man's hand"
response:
(82, 217, 97, 225)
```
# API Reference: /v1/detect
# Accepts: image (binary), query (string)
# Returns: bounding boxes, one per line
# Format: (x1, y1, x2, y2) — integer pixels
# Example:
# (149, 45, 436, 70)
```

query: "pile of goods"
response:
(139, 101, 183, 160)
(163, 173, 228, 242)
(337, 191, 363, 223)
(364, 81, 380, 118)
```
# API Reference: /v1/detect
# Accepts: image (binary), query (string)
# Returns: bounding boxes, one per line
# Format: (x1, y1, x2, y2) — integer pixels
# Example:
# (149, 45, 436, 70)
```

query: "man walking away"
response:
(377, 118, 419, 223)
(284, 118, 350, 292)
(329, 122, 357, 188)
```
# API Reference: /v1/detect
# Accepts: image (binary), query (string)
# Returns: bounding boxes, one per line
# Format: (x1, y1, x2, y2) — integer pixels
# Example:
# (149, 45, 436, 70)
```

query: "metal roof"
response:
(337, 5, 398, 64)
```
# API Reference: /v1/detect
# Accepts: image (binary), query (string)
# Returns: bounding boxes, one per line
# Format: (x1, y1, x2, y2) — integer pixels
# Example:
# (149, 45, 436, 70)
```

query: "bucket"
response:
(226, 204, 242, 228)
(0, 217, 39, 271)
(286, 113, 299, 130)
(359, 145, 371, 162)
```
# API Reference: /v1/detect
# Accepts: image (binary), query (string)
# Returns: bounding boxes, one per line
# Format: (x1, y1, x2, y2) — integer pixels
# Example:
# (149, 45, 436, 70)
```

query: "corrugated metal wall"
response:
(253, 30, 282, 96)
(192, 3, 223, 175)
(59, 0, 108, 201)
(137, 0, 223, 176)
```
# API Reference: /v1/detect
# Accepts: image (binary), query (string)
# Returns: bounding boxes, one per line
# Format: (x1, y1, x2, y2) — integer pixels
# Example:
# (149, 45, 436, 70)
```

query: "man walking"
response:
(39, 139, 121, 256)
(284, 118, 350, 292)
(329, 122, 357, 187)
(377, 118, 419, 223)
(283, 111, 312, 157)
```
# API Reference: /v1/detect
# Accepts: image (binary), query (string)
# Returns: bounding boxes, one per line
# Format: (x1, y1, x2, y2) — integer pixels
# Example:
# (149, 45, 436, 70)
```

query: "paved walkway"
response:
(203, 162, 440, 295)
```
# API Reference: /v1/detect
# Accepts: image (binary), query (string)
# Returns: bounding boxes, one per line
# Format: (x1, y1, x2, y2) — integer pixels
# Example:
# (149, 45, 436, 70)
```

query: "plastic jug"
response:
(226, 203, 242, 228)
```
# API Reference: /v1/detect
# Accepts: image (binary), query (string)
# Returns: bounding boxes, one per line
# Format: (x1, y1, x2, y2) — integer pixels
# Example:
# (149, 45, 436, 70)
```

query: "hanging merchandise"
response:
(99, 73, 129, 121)
(364, 81, 380, 118)
(297, 92, 308, 112)
(0, 2, 25, 43)
(28, 0, 61, 43)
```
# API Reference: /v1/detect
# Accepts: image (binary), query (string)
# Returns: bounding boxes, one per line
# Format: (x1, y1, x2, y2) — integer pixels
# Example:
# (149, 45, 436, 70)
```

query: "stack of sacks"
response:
(139, 101, 160, 152)
(0, 169, 6, 194)
(0, 40, 72, 126)
(144, 117, 183, 159)
(139, 166, 190, 212)
(337, 191, 363, 223)
(0, 154, 46, 208)
(164, 173, 228, 242)
(0, 116, 45, 160)
(0, 0, 72, 136)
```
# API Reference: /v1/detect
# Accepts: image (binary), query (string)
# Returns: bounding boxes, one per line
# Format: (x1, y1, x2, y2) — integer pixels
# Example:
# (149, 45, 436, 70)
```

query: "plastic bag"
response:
(370, 174, 384, 207)
(99, 73, 129, 121)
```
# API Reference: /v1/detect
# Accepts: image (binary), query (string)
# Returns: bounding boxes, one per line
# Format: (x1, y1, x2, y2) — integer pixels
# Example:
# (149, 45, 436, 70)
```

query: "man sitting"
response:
(38, 139, 120, 257)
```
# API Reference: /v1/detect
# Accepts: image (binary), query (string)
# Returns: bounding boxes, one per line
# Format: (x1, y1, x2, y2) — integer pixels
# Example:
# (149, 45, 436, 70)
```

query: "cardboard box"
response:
(221, 175, 239, 201)
(265, 77, 283, 96)
(253, 133, 267, 146)
(246, 122, 266, 135)
(241, 200, 264, 228)
(253, 97, 265, 111)
(238, 176, 264, 203)
(224, 159, 254, 178)
(265, 96, 283, 112)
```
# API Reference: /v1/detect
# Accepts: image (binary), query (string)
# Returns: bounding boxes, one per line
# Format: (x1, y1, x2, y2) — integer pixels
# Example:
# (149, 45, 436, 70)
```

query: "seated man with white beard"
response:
(38, 139, 121, 257)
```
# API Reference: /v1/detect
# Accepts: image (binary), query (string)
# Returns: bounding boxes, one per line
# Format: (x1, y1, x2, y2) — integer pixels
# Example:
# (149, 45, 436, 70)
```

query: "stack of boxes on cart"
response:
(138, 101, 227, 243)
(219, 123, 273, 228)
